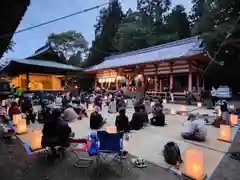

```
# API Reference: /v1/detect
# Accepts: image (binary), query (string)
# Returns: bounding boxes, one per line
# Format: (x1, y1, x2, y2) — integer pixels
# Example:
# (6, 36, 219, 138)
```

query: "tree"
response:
(137, 0, 171, 24)
(165, 5, 190, 38)
(190, 0, 206, 23)
(5, 40, 15, 54)
(68, 51, 82, 66)
(47, 30, 88, 60)
(83, 0, 123, 67)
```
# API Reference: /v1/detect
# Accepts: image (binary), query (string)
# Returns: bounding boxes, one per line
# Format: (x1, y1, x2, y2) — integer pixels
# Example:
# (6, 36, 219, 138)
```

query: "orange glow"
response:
(88, 104, 93, 111)
(230, 114, 238, 126)
(180, 105, 187, 112)
(16, 118, 27, 134)
(170, 109, 176, 115)
(30, 130, 42, 150)
(13, 114, 22, 125)
(106, 126, 117, 134)
(219, 125, 231, 142)
(185, 149, 204, 180)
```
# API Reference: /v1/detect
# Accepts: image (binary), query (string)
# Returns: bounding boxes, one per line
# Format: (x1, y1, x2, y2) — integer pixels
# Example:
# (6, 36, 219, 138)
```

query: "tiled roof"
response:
(86, 36, 204, 72)
(9, 59, 81, 70)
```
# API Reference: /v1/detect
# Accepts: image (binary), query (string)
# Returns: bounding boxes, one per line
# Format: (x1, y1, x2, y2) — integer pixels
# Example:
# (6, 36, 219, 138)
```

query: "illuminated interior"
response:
(11, 73, 64, 91)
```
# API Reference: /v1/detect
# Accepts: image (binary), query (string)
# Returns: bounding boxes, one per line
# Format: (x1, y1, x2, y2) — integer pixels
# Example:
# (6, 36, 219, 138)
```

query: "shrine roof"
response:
(1, 58, 82, 76)
(86, 36, 204, 72)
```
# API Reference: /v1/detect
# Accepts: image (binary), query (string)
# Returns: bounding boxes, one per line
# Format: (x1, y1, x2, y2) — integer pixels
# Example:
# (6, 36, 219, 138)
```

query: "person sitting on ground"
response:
(79, 99, 88, 118)
(63, 105, 79, 122)
(0, 100, 9, 123)
(115, 107, 129, 133)
(151, 103, 165, 126)
(108, 97, 117, 113)
(221, 100, 230, 125)
(55, 95, 63, 106)
(130, 104, 148, 130)
(8, 101, 21, 120)
(62, 95, 69, 110)
(90, 106, 106, 130)
(181, 114, 207, 142)
(144, 96, 152, 114)
(94, 95, 102, 110)
(42, 108, 74, 158)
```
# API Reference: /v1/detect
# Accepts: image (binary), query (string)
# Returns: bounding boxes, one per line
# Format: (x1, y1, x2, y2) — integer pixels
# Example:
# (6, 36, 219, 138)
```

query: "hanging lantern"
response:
(163, 99, 167, 104)
(180, 105, 187, 112)
(229, 114, 238, 126)
(30, 130, 42, 151)
(218, 125, 231, 143)
(13, 114, 22, 125)
(106, 125, 117, 134)
(170, 109, 176, 115)
(16, 118, 27, 134)
(197, 102, 202, 107)
(88, 104, 94, 111)
(184, 149, 206, 180)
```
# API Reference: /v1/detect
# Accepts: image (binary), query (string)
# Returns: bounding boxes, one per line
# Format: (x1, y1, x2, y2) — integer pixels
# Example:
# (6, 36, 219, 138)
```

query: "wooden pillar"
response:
(188, 62, 192, 91)
(159, 78, 163, 92)
(170, 63, 174, 88)
(26, 72, 30, 92)
(154, 76, 158, 92)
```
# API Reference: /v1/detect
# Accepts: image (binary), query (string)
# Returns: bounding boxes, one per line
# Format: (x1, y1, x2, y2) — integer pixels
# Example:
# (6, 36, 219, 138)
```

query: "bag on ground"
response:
(163, 142, 182, 165)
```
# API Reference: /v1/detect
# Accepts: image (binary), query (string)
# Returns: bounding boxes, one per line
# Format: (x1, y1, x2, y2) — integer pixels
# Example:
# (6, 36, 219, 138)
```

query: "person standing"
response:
(211, 87, 217, 106)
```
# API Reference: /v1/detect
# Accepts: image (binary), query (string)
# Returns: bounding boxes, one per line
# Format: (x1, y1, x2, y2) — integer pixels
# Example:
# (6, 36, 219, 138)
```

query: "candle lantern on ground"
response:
(88, 104, 93, 111)
(218, 125, 231, 143)
(170, 109, 176, 115)
(106, 126, 117, 134)
(16, 118, 27, 134)
(163, 99, 167, 104)
(229, 114, 238, 126)
(13, 114, 22, 125)
(184, 149, 206, 180)
(197, 102, 202, 108)
(30, 130, 42, 150)
(180, 105, 187, 112)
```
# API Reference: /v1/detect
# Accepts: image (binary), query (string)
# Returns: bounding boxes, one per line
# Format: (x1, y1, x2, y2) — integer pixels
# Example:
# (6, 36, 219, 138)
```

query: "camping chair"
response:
(69, 138, 94, 168)
(95, 131, 124, 177)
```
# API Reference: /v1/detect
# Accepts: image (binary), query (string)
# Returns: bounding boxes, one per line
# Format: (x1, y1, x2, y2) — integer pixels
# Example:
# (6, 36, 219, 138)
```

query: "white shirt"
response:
(187, 119, 207, 139)
(211, 89, 216, 97)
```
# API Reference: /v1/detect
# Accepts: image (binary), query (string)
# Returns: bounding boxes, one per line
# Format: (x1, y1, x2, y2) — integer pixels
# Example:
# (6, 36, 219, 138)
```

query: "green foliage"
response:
(68, 51, 82, 66)
(82, 0, 123, 68)
(5, 41, 15, 54)
(165, 5, 190, 38)
(47, 30, 88, 60)
(192, 0, 240, 56)
(84, 0, 190, 67)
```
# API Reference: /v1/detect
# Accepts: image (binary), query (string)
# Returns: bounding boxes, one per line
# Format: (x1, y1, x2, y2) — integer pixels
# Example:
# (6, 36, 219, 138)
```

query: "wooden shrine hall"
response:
(86, 37, 211, 95)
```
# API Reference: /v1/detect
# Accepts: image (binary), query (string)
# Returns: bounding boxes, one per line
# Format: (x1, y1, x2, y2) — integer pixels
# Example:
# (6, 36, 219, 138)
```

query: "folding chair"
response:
(69, 138, 94, 168)
(95, 131, 124, 177)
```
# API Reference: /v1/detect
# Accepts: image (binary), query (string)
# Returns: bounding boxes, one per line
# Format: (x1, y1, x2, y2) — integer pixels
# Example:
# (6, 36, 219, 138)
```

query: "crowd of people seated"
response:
(1, 87, 235, 162)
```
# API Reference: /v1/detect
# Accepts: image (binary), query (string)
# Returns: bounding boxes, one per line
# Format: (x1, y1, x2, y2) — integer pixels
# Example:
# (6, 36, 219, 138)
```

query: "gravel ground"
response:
(0, 138, 181, 180)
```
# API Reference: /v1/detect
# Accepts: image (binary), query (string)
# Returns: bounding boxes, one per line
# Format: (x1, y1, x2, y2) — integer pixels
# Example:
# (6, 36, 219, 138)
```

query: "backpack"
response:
(163, 142, 183, 165)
